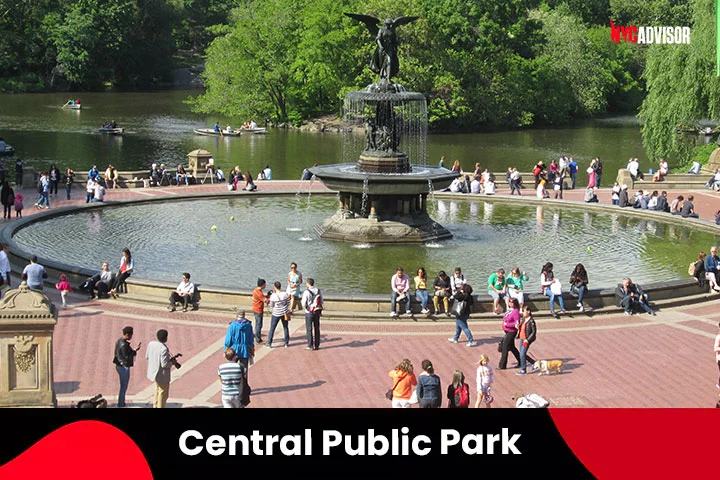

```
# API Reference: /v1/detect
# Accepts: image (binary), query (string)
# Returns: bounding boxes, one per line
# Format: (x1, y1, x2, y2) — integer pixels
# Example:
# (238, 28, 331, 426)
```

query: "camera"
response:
(170, 353, 183, 369)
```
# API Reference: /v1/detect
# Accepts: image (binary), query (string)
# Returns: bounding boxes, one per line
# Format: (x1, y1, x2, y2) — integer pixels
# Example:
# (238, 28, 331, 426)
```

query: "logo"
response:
(610, 19, 690, 44)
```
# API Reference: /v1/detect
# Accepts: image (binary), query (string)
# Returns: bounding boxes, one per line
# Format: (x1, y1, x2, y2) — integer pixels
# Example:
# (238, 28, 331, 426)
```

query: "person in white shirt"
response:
(225, 124, 233, 133)
(470, 176, 481, 194)
(449, 177, 464, 193)
(688, 161, 701, 174)
(250, 120, 257, 129)
(262, 165, 272, 180)
(626, 158, 642, 180)
(168, 272, 196, 312)
(0, 243, 11, 291)
(450, 268, 466, 295)
(146, 329, 175, 408)
(92, 183, 105, 202)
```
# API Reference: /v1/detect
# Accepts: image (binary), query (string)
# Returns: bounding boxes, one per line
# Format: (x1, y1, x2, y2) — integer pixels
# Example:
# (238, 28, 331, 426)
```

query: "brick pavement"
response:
(3, 180, 720, 408)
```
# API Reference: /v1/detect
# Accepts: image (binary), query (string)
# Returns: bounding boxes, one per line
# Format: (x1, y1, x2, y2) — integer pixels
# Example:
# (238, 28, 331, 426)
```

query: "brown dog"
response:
(532, 359, 564, 376)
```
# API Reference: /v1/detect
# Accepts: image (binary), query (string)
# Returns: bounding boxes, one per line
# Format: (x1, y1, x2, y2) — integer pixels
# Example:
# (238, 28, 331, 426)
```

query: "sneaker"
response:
(624, 311, 633, 316)
(649, 310, 656, 316)
(390, 312, 398, 318)
(576, 302, 582, 308)
(560, 309, 568, 314)
(578, 305, 584, 312)
(445, 312, 452, 317)
(182, 307, 188, 312)
(494, 308, 499, 315)
(483, 394, 494, 404)
(167, 306, 175, 312)
(516, 370, 526, 376)
(284, 344, 289, 348)
(305, 346, 313, 351)
(406, 311, 412, 316)
(420, 309, 429, 314)
(466, 341, 477, 347)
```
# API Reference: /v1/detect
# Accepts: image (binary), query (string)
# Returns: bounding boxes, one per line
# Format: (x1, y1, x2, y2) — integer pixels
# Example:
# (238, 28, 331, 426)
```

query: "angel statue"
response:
(345, 13, 419, 82)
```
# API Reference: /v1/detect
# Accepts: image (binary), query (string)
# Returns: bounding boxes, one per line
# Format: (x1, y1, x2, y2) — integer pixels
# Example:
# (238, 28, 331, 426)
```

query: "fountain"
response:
(309, 14, 458, 244)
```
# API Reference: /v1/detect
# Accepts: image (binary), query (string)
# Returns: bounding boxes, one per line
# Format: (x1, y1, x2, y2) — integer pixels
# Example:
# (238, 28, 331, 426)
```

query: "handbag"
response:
(450, 299, 466, 317)
(385, 377, 400, 400)
(497, 339, 503, 353)
(550, 281, 562, 296)
(284, 311, 292, 321)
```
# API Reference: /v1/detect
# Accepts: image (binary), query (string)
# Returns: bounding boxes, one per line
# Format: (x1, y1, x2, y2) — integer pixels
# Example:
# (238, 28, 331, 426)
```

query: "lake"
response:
(0, 90, 657, 186)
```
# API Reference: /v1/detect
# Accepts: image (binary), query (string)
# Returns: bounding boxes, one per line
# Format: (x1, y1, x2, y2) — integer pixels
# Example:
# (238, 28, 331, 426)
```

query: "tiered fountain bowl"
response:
(309, 82, 458, 244)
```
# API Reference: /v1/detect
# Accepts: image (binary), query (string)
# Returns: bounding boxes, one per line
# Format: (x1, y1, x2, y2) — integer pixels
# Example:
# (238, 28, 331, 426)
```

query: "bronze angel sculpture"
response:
(345, 13, 419, 82)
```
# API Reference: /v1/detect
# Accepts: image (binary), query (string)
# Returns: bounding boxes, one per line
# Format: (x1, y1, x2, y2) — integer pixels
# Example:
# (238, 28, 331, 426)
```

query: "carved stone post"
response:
(0, 282, 58, 407)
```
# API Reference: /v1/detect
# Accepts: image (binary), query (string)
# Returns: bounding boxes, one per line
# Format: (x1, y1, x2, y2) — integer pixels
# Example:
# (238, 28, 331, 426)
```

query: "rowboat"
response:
(62, 103, 82, 110)
(0, 145, 14, 157)
(98, 127, 124, 135)
(193, 128, 241, 137)
(237, 127, 267, 134)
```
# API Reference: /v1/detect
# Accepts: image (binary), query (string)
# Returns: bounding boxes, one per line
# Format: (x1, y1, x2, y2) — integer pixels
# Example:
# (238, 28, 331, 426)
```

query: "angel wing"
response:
(391, 16, 419, 27)
(344, 13, 381, 36)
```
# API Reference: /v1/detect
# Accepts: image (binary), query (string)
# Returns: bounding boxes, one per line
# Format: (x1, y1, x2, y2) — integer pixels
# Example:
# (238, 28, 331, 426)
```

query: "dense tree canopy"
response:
(638, 0, 715, 165)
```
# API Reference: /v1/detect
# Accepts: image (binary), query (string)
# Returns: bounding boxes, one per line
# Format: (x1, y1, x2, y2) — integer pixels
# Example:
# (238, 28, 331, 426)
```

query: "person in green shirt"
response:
(487, 268, 507, 315)
(505, 267, 529, 309)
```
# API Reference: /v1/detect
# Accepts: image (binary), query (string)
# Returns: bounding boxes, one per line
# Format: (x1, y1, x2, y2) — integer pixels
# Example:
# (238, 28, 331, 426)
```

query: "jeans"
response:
(510, 181, 521, 195)
(50, 179, 58, 195)
(594, 173, 601, 188)
(620, 294, 652, 314)
(415, 289, 429, 310)
(391, 291, 411, 313)
(254, 312, 264, 341)
(452, 314, 473, 342)
(518, 341, 536, 372)
(268, 314, 289, 346)
(66, 183, 72, 200)
(116, 365, 130, 407)
(15, 172, 22, 188)
(544, 289, 565, 313)
(36, 192, 49, 207)
(570, 284, 586, 304)
(222, 394, 243, 408)
(570, 172, 577, 189)
(86, 191, 93, 203)
(612, 199, 619, 206)
(305, 311, 320, 349)
(3, 204, 11, 218)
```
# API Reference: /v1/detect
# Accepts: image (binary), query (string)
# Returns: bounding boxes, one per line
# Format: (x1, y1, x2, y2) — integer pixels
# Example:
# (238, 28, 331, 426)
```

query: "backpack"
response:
(453, 384, 469, 408)
(308, 290, 323, 313)
(688, 262, 696, 276)
(37, 180, 43, 193)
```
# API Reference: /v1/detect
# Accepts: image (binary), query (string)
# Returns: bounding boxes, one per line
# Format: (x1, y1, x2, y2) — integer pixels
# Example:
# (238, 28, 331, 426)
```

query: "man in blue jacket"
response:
(224, 309, 255, 374)
(705, 246, 720, 284)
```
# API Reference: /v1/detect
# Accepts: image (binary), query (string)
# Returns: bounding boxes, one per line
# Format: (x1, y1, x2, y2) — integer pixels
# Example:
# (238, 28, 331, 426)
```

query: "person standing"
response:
(448, 283, 476, 347)
(593, 157, 603, 188)
(14, 158, 23, 189)
(145, 329, 174, 408)
(301, 278, 323, 351)
(0, 243, 11, 291)
(568, 157, 578, 189)
(415, 359, 442, 408)
(21, 256, 47, 290)
(446, 370, 470, 408)
(498, 298, 522, 369)
(286, 262, 303, 311)
(217, 347, 248, 408)
(113, 326, 141, 408)
(49, 163, 60, 196)
(390, 267, 411, 317)
(1, 181, 14, 219)
(109, 248, 133, 298)
(85, 178, 96, 203)
(252, 278, 269, 344)
(516, 306, 537, 375)
(474, 354, 494, 408)
(224, 309, 255, 372)
(388, 358, 417, 408)
(65, 168, 74, 200)
(266, 281, 291, 348)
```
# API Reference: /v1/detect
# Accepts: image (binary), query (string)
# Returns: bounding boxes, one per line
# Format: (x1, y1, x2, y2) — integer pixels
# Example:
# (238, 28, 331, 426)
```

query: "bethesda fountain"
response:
(309, 13, 458, 244)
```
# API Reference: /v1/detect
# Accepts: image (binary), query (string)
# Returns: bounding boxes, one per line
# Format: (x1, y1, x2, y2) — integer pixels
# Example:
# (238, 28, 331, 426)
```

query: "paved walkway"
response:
(3, 179, 720, 407)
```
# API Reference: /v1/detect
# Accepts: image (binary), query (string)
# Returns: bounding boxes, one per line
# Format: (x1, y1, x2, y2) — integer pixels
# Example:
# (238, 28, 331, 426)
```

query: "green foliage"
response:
(609, 0, 691, 26)
(639, 0, 720, 164)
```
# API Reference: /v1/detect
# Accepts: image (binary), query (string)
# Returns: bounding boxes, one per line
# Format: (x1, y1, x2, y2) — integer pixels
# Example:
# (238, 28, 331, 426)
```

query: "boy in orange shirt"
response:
(252, 279, 270, 343)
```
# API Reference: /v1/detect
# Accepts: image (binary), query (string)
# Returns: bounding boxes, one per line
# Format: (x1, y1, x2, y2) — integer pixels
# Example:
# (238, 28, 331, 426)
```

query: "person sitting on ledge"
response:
(81, 262, 115, 299)
(618, 184, 630, 207)
(243, 171, 257, 191)
(168, 272, 198, 312)
(176, 165, 189, 186)
(676, 195, 699, 218)
(584, 186, 598, 203)
(615, 277, 654, 316)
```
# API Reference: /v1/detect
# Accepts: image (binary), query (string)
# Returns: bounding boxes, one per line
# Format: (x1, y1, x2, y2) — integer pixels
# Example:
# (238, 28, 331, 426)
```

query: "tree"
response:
(638, 0, 720, 164)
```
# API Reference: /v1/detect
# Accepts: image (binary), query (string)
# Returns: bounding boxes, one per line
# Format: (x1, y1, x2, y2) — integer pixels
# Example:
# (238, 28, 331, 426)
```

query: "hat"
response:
(621, 184, 628, 190)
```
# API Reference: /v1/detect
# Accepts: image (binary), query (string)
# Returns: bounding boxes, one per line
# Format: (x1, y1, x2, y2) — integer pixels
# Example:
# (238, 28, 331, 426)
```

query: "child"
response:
(13, 193, 23, 218)
(55, 273, 72, 308)
(475, 354, 495, 408)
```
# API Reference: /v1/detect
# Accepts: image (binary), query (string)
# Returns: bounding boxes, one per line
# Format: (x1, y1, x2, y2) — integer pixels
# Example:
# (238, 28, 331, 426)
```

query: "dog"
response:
(532, 359, 564, 376)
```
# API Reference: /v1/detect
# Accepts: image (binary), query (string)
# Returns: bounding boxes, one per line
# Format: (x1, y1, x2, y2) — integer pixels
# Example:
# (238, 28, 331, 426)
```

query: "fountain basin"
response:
(308, 164, 457, 195)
